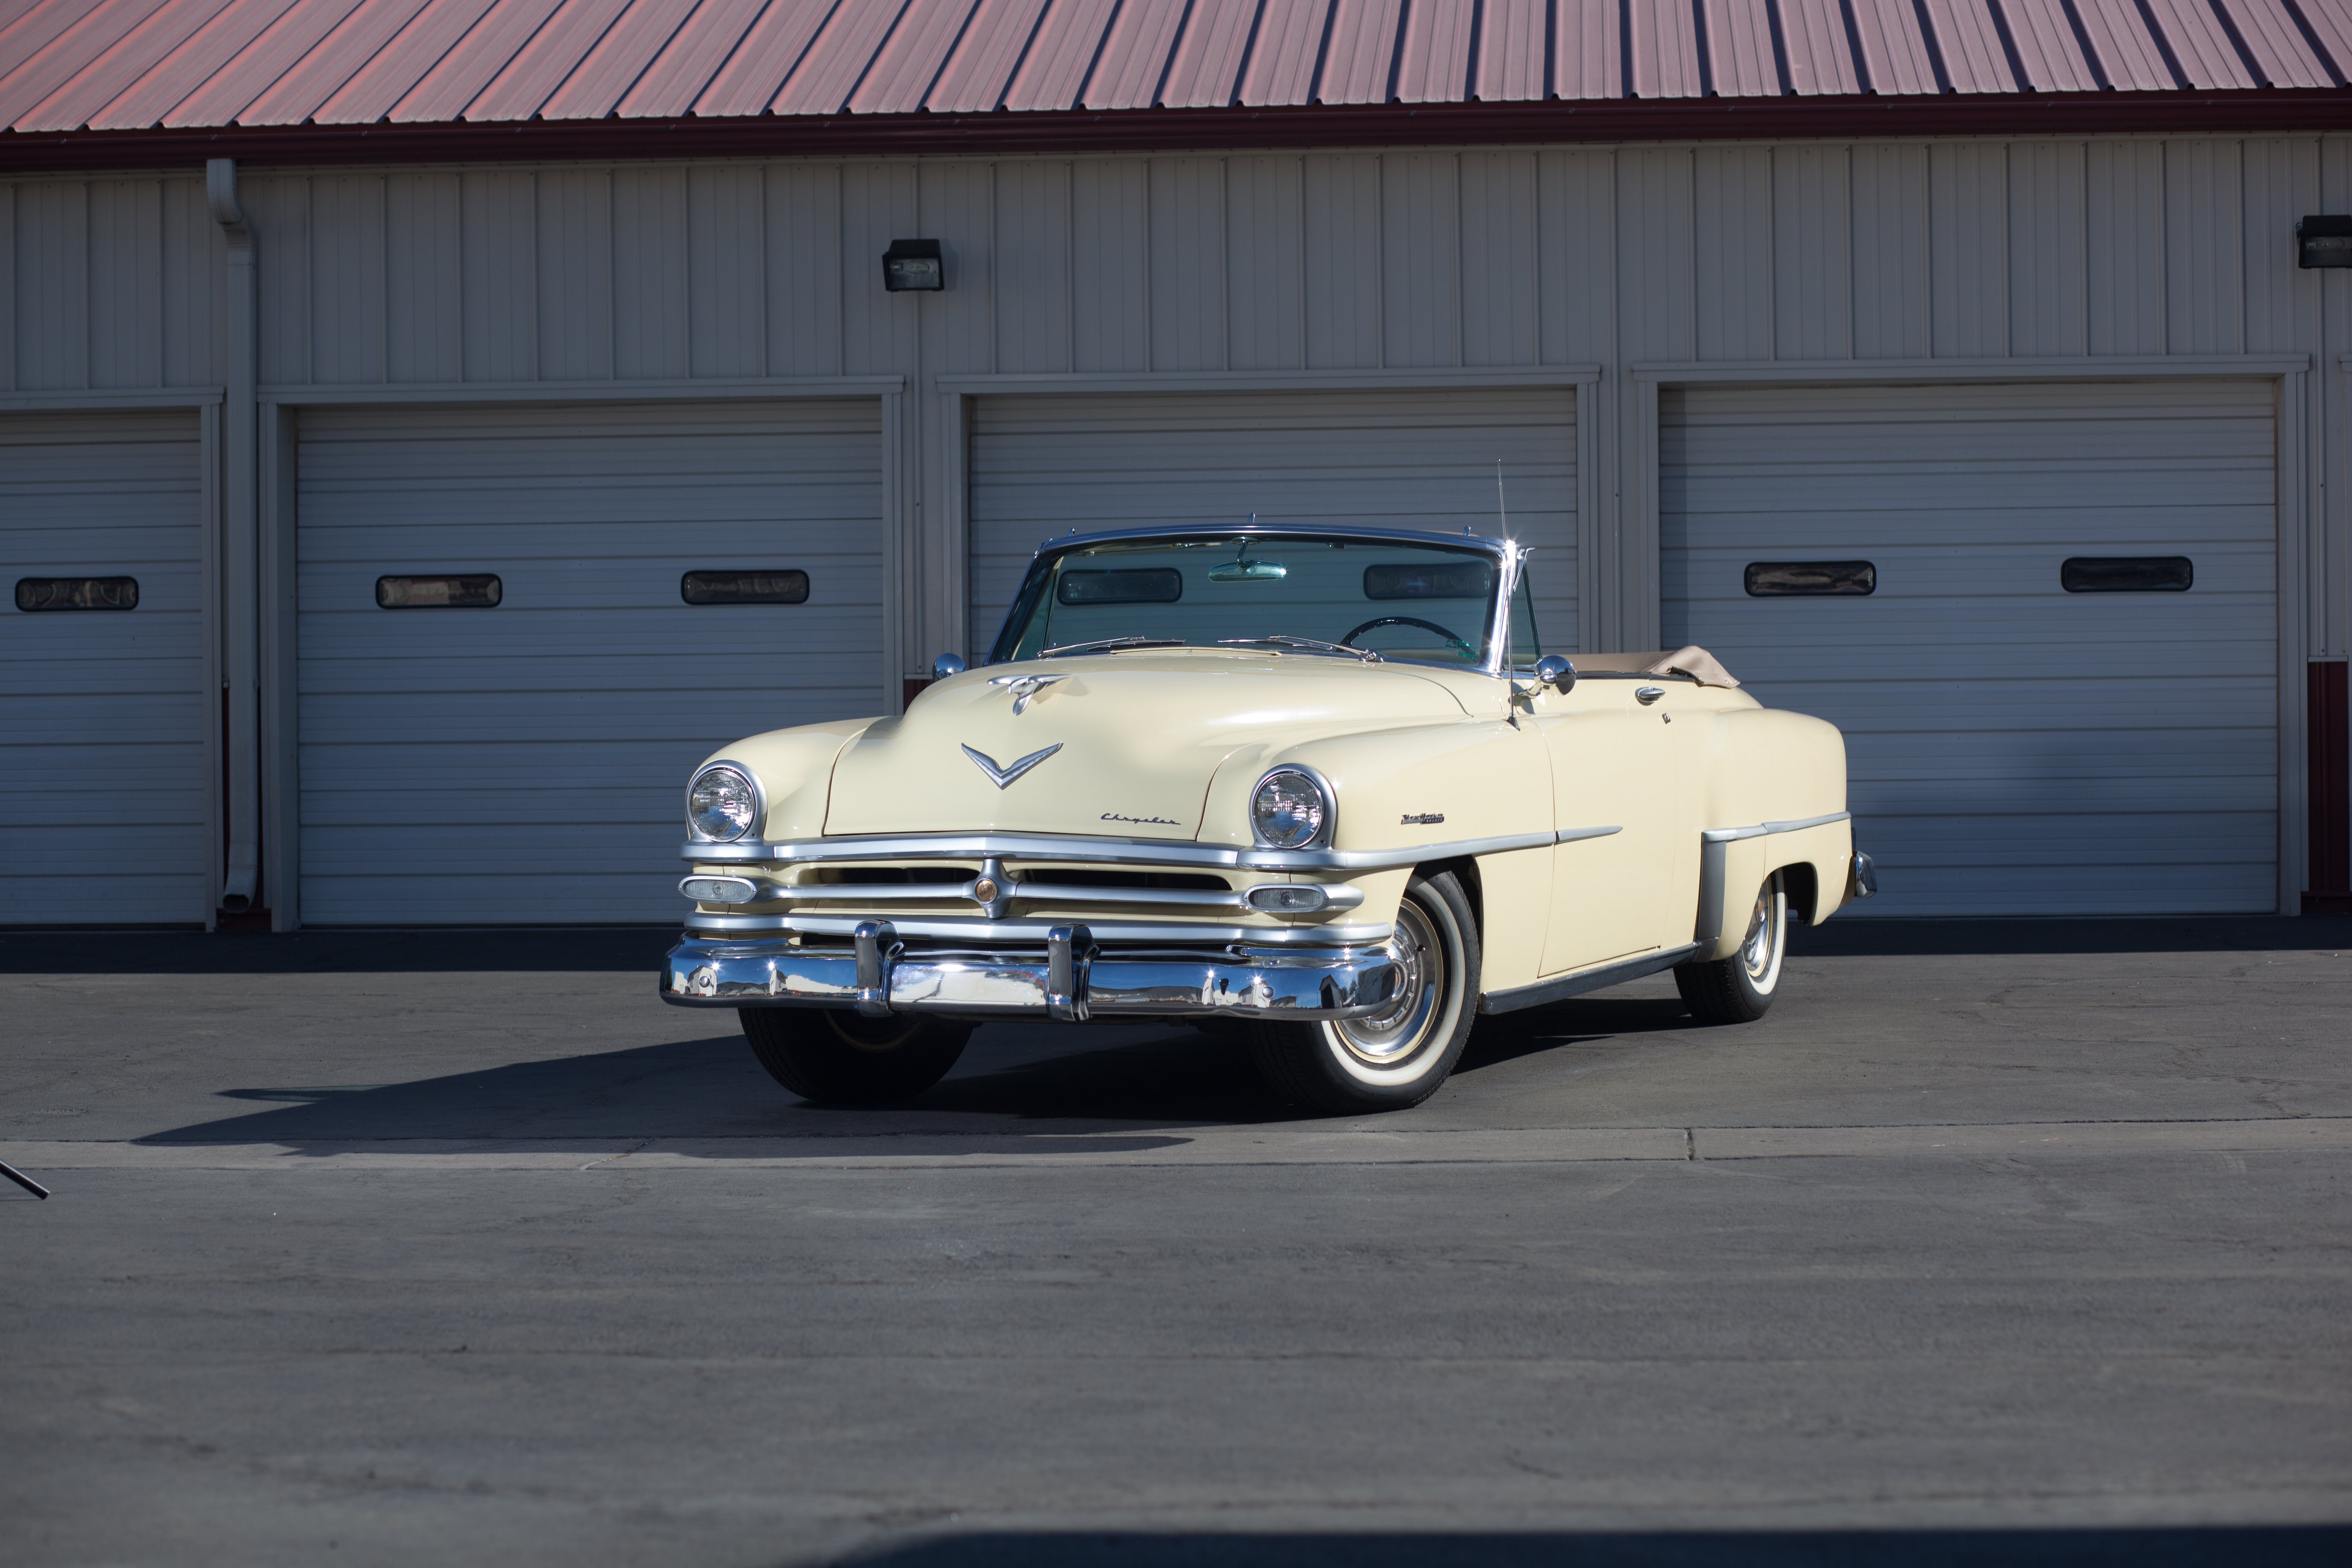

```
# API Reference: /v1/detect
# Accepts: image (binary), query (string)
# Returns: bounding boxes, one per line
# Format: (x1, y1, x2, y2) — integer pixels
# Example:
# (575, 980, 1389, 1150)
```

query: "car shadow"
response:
(1454, 996, 1698, 1076)
(833, 1525, 2349, 1568)
(134, 1023, 1292, 1150)
(132, 995, 1694, 1150)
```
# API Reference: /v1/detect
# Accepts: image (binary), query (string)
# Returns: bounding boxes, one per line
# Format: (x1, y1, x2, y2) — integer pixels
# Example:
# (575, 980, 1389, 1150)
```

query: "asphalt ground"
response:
(3, 917, 2349, 1567)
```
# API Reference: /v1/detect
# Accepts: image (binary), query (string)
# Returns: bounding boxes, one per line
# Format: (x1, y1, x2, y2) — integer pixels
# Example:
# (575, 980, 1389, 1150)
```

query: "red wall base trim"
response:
(2304, 892, 2352, 916)
(903, 678, 934, 711)
(2311, 662, 2351, 904)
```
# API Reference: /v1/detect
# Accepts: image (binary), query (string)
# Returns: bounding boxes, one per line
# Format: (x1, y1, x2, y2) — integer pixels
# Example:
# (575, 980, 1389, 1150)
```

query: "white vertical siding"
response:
(1930, 142, 2008, 356)
(1460, 150, 1540, 369)
(460, 171, 536, 381)
(689, 164, 766, 378)
(1148, 157, 1227, 371)
(385, 173, 461, 383)
(535, 168, 612, 382)
(1226, 154, 1304, 371)
(1072, 159, 1150, 372)
(2006, 141, 2087, 357)
(1851, 143, 1931, 358)
(1302, 154, 1383, 369)
(1381, 152, 1462, 367)
(2086, 141, 2167, 355)
(311, 174, 387, 385)
(612, 168, 687, 379)
(993, 159, 1070, 374)
(1772, 144, 1850, 361)
(1537, 150, 1614, 366)
(1694, 144, 1774, 361)
(2165, 139, 2246, 355)
(10, 137, 2330, 399)
(767, 162, 844, 377)
(16, 181, 88, 390)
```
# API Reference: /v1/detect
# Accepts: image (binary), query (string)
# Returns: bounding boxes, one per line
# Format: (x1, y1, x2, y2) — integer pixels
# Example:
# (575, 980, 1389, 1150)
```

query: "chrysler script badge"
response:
(962, 742, 1062, 790)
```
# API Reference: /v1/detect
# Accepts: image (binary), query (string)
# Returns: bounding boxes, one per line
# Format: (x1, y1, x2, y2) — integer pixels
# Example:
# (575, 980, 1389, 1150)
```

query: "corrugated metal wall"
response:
(2, 137, 2346, 665)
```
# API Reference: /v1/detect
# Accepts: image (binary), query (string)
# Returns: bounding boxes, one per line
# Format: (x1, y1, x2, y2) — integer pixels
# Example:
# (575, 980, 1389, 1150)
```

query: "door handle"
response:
(1635, 686, 1666, 706)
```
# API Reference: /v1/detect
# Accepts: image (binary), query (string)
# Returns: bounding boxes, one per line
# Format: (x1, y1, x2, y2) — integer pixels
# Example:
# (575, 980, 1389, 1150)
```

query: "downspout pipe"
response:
(208, 159, 259, 914)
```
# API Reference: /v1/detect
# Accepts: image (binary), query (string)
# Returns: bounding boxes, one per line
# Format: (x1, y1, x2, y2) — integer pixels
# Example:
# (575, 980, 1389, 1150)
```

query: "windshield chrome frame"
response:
(995, 524, 1523, 678)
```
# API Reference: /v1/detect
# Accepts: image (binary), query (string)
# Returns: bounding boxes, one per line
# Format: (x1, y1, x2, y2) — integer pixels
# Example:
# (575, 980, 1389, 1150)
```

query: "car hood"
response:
(822, 652, 1483, 840)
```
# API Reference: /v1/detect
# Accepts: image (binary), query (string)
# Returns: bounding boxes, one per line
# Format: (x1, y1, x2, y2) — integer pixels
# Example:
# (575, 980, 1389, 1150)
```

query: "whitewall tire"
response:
(1244, 870, 1480, 1115)
(1674, 871, 1787, 1025)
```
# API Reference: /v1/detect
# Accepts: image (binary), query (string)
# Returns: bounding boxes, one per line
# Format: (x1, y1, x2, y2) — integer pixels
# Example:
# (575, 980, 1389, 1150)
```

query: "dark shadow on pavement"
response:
(1789, 913, 2352, 957)
(0, 925, 677, 974)
(838, 1527, 2351, 1568)
(1455, 996, 1697, 1075)
(135, 1024, 1288, 1147)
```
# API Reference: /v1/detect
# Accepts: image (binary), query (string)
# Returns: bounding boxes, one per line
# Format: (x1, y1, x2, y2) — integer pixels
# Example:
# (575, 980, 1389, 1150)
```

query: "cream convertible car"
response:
(663, 525, 1873, 1114)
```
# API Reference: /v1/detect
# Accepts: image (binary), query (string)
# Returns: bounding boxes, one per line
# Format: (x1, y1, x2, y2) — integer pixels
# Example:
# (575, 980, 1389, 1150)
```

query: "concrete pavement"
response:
(3, 918, 2349, 1565)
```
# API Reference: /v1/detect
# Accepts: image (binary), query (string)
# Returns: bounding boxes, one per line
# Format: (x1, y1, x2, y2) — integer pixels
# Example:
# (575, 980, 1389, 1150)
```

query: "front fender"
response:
(1197, 719, 1553, 858)
(699, 718, 879, 840)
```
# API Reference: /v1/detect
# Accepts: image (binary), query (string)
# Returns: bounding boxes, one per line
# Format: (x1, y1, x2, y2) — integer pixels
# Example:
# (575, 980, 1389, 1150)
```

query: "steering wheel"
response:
(1343, 616, 1477, 658)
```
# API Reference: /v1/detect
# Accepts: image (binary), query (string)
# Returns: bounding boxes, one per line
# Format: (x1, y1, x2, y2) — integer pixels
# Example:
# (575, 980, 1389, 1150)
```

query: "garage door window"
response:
(1743, 562, 1875, 597)
(16, 576, 139, 611)
(681, 570, 810, 605)
(377, 574, 502, 608)
(2061, 557, 2193, 593)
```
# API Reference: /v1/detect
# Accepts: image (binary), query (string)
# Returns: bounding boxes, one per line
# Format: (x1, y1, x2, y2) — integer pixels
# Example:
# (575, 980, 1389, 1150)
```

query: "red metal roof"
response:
(4, 0, 2351, 161)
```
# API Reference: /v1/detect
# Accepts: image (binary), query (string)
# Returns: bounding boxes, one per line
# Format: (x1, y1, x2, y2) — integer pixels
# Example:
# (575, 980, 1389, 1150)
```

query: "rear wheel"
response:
(1244, 870, 1480, 1115)
(741, 1008, 971, 1105)
(1674, 872, 1786, 1025)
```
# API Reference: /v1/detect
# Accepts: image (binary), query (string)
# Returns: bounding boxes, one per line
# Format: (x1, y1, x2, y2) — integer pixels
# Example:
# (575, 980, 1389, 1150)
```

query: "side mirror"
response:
(933, 652, 968, 680)
(1533, 655, 1576, 694)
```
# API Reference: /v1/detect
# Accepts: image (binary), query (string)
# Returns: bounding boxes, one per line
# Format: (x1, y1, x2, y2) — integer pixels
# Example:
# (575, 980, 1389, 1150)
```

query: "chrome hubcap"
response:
(1740, 877, 1783, 988)
(1335, 899, 1444, 1065)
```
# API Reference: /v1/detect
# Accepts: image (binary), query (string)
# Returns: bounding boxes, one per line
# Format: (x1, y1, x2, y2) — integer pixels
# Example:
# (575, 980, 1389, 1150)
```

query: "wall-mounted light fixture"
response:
(883, 239, 944, 291)
(2298, 216, 2352, 268)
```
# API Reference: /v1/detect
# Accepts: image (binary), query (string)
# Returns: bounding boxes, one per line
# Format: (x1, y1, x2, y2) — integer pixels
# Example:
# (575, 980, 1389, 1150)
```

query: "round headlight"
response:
(687, 765, 759, 841)
(1251, 769, 1330, 850)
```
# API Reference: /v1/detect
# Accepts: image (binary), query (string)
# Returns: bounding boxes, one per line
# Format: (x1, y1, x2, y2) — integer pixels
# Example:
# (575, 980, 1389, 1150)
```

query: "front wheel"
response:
(1674, 871, 1787, 1025)
(1243, 870, 1480, 1115)
(741, 1008, 971, 1105)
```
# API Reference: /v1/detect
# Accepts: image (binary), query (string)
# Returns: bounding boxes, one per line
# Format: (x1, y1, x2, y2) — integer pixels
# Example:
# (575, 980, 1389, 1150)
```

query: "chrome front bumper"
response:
(660, 921, 1402, 1023)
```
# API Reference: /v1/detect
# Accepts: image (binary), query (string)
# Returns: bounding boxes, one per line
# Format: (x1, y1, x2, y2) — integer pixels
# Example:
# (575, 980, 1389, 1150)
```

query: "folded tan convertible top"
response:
(1567, 646, 1741, 689)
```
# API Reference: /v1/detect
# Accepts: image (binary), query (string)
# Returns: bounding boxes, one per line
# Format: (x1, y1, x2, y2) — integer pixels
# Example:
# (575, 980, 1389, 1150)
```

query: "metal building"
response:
(4, 0, 2351, 927)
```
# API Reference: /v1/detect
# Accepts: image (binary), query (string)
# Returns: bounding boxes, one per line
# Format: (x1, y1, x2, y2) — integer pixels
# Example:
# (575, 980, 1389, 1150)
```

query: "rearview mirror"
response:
(1533, 655, 1576, 694)
(933, 652, 968, 680)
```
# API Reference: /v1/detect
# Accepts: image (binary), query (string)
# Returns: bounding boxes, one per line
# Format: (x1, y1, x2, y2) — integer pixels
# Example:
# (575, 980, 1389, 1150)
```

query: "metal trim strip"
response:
(683, 828, 1563, 872)
(1695, 812, 1854, 945)
(684, 914, 1396, 944)
(1478, 944, 1704, 1016)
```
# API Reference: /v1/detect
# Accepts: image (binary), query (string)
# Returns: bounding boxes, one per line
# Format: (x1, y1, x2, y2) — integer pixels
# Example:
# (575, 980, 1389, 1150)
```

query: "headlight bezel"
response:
(686, 761, 764, 843)
(1249, 765, 1337, 851)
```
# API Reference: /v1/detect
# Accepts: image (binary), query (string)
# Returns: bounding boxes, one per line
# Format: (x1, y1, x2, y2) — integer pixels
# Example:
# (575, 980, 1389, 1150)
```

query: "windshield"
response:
(990, 534, 1540, 671)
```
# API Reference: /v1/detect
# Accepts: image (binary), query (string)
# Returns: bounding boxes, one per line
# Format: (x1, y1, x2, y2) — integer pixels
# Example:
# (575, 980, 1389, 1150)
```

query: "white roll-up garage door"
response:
(297, 400, 883, 924)
(2, 410, 209, 925)
(1662, 379, 2277, 916)
(967, 387, 1576, 660)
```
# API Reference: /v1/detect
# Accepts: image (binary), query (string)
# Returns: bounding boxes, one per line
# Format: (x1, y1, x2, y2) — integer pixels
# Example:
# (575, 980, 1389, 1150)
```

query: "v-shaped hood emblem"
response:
(961, 741, 1063, 790)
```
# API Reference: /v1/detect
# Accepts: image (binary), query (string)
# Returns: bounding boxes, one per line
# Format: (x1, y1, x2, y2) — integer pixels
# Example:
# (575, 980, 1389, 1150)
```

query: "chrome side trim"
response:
(1478, 943, 1703, 1016)
(686, 914, 1397, 944)
(683, 829, 1559, 873)
(1694, 812, 1854, 946)
(1556, 825, 1622, 844)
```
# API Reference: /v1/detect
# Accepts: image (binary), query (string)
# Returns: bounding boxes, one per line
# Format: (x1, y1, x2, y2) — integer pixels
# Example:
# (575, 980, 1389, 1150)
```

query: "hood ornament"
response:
(962, 742, 1062, 790)
(987, 672, 1067, 715)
